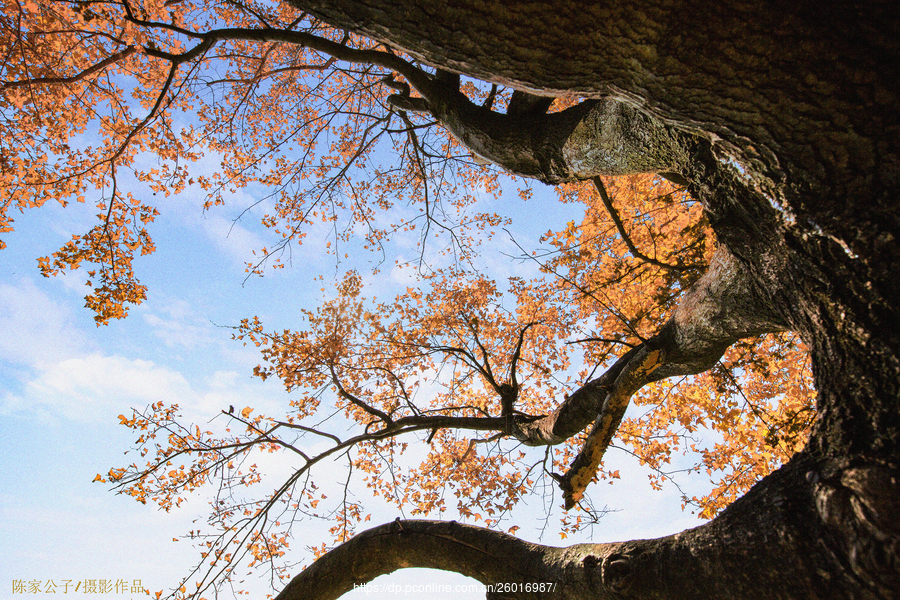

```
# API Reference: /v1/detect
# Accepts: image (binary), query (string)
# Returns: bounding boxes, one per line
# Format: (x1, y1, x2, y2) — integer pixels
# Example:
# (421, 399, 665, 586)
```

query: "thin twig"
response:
(592, 176, 691, 272)
(2, 46, 138, 90)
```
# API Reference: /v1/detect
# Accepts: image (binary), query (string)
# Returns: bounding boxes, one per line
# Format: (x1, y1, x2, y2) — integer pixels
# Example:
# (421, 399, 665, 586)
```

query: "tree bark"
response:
(423, 89, 692, 182)
(283, 0, 900, 597)
(295, 0, 899, 248)
(276, 459, 899, 600)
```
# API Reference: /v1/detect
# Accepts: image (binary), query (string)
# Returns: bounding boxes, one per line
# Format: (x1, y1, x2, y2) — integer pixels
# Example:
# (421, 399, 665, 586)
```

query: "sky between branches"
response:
(0, 159, 711, 599)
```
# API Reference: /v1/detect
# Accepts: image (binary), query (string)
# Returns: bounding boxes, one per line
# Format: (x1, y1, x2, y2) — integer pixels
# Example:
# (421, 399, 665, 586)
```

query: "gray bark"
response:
(426, 92, 691, 182)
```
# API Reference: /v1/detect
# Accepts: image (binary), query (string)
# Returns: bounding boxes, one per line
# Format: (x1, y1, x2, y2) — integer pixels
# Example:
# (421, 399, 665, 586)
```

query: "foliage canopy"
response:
(2, 1, 815, 597)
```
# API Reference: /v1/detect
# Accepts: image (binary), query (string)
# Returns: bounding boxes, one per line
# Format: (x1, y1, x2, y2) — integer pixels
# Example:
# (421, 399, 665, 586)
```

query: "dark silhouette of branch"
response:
(1, 45, 138, 90)
(592, 176, 694, 272)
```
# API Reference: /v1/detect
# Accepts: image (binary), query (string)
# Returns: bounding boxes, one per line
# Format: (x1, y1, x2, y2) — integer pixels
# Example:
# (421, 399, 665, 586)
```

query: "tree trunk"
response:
(283, 0, 900, 597)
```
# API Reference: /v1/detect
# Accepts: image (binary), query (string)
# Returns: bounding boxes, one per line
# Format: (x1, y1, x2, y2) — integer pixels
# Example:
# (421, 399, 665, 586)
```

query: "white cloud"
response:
(191, 368, 288, 420)
(1, 349, 295, 429)
(0, 489, 200, 595)
(2, 354, 197, 424)
(140, 308, 214, 350)
(0, 275, 296, 427)
(0, 278, 86, 368)
(199, 211, 269, 269)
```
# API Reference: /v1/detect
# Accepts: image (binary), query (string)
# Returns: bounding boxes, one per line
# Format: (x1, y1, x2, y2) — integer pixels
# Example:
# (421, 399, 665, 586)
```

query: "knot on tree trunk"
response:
(815, 465, 900, 597)
(602, 552, 638, 593)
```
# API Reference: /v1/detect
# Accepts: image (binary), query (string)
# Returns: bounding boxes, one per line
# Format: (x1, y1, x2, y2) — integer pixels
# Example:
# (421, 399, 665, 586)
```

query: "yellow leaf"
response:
(241, 406, 253, 418)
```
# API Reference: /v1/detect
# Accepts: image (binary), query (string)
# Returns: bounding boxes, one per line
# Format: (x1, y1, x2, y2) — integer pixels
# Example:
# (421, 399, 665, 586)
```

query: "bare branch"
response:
(592, 176, 694, 272)
(1, 45, 138, 90)
(330, 364, 393, 425)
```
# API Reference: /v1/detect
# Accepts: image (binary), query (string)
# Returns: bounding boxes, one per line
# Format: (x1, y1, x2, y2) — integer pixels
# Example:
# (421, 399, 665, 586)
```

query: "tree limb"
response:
(426, 91, 692, 183)
(272, 519, 596, 600)
(510, 244, 789, 505)
(592, 176, 693, 272)
(274, 459, 900, 599)
(1, 45, 138, 90)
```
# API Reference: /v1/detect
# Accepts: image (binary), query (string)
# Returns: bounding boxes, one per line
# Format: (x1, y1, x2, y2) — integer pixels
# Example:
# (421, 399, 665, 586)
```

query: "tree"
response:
(270, 2, 900, 598)
(2, 1, 897, 599)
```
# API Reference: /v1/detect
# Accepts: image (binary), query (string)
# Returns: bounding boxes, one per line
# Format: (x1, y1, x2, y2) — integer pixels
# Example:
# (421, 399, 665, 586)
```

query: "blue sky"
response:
(0, 158, 712, 599)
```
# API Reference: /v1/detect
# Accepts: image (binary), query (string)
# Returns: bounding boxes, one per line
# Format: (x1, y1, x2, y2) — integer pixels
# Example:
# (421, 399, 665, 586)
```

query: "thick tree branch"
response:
(275, 461, 900, 600)
(515, 244, 786, 444)
(424, 89, 691, 183)
(273, 519, 596, 600)
(559, 344, 665, 508)
(511, 244, 789, 505)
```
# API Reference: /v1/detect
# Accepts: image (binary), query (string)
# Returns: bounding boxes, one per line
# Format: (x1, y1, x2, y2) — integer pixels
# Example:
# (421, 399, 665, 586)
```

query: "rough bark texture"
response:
(277, 460, 900, 600)
(428, 93, 691, 182)
(282, 0, 900, 598)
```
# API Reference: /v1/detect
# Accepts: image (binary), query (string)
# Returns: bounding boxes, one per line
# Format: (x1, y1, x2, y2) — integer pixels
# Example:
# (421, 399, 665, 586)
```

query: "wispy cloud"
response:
(199, 211, 269, 269)
(0, 278, 86, 369)
(2, 354, 196, 424)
